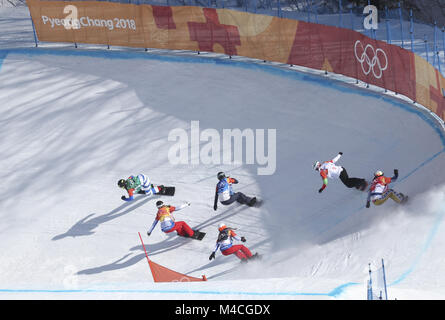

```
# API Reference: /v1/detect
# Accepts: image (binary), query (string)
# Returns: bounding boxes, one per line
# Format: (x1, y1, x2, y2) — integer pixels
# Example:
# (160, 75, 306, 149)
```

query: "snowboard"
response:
(400, 194, 409, 204)
(249, 197, 263, 208)
(241, 252, 261, 263)
(356, 180, 369, 192)
(180, 230, 206, 241)
(159, 185, 175, 196)
(136, 185, 175, 196)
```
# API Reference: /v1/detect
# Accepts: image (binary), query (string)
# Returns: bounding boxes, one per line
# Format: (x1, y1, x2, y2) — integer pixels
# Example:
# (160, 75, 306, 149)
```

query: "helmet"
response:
(156, 200, 164, 208)
(117, 179, 126, 188)
(218, 223, 227, 232)
(217, 172, 226, 180)
(374, 170, 384, 177)
(313, 161, 321, 171)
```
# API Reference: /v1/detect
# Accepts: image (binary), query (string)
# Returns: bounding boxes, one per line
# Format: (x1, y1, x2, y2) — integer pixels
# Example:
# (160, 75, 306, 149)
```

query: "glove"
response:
(241, 237, 246, 242)
(121, 195, 127, 201)
(318, 188, 323, 193)
(366, 201, 370, 208)
(209, 252, 215, 261)
(147, 231, 151, 236)
(213, 204, 217, 211)
(394, 169, 399, 178)
(339, 152, 343, 155)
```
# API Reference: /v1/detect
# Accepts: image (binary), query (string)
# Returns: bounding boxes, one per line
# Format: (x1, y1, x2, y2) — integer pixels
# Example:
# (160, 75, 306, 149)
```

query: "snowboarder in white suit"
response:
(313, 152, 367, 193)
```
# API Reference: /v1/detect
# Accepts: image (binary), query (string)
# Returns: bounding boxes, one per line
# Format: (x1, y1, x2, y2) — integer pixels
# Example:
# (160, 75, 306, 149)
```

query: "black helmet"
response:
(217, 172, 226, 180)
(156, 200, 164, 208)
(117, 179, 126, 188)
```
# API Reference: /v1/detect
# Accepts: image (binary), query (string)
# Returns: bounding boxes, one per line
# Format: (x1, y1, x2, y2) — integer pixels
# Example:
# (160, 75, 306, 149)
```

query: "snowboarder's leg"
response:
(235, 250, 248, 260)
(233, 192, 253, 205)
(388, 189, 404, 204)
(164, 223, 179, 234)
(231, 245, 249, 261)
(239, 245, 253, 259)
(373, 190, 393, 206)
(221, 193, 253, 206)
(222, 245, 247, 261)
(339, 168, 367, 189)
(174, 221, 195, 237)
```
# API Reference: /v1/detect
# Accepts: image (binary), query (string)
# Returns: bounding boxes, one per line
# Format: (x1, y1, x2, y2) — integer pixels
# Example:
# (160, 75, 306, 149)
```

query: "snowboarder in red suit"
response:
(208, 223, 257, 262)
(147, 200, 194, 238)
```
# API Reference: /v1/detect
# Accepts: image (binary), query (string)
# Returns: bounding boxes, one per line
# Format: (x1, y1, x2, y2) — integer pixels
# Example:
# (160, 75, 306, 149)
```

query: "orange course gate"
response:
(27, 0, 445, 122)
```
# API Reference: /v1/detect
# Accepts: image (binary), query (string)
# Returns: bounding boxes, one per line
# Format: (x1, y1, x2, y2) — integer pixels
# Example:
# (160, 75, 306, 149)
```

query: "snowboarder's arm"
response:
(147, 219, 158, 235)
(173, 202, 191, 212)
(213, 188, 218, 211)
(319, 170, 328, 193)
(228, 177, 238, 184)
(230, 230, 241, 242)
(121, 188, 135, 201)
(332, 152, 342, 164)
(209, 246, 218, 260)
(365, 191, 372, 208)
(209, 243, 220, 260)
(391, 169, 398, 182)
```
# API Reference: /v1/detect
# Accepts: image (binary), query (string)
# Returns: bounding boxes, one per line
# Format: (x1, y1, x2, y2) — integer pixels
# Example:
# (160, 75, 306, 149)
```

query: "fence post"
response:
(29, 14, 38, 47)
(381, 259, 388, 300)
(424, 34, 429, 63)
(314, 3, 318, 25)
(386, 19, 391, 44)
(385, 6, 391, 44)
(367, 0, 371, 38)
(350, 8, 354, 30)
(398, 2, 404, 48)
(408, 9, 414, 52)
(367, 263, 373, 300)
(443, 27, 445, 73)
(306, 0, 310, 23)
(433, 21, 440, 68)
(339, 0, 342, 28)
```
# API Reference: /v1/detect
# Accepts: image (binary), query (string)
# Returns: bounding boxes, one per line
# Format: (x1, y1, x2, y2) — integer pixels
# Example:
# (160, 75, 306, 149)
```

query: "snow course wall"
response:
(26, 0, 445, 123)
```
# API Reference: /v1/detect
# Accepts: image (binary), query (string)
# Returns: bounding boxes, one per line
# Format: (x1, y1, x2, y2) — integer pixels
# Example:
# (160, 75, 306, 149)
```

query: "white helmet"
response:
(374, 170, 384, 177)
(313, 161, 321, 171)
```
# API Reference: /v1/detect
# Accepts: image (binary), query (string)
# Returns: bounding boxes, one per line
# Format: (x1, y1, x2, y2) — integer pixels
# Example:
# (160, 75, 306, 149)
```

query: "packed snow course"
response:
(0, 45, 444, 300)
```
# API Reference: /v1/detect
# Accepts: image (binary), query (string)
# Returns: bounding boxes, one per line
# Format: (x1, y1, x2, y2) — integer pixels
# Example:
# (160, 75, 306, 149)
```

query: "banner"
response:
(27, 0, 445, 122)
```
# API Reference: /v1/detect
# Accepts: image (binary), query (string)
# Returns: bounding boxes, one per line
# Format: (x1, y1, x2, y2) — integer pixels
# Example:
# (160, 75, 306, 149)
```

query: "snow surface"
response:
(0, 6, 445, 300)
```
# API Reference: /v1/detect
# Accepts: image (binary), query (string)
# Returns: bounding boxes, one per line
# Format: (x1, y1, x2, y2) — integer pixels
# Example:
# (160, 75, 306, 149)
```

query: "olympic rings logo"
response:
(354, 40, 388, 79)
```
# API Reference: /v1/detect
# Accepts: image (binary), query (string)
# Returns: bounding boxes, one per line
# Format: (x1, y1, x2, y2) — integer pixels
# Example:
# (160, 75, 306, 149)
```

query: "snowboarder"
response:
(147, 200, 197, 238)
(366, 169, 407, 208)
(213, 172, 257, 211)
(313, 152, 367, 193)
(117, 174, 174, 202)
(209, 223, 258, 262)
